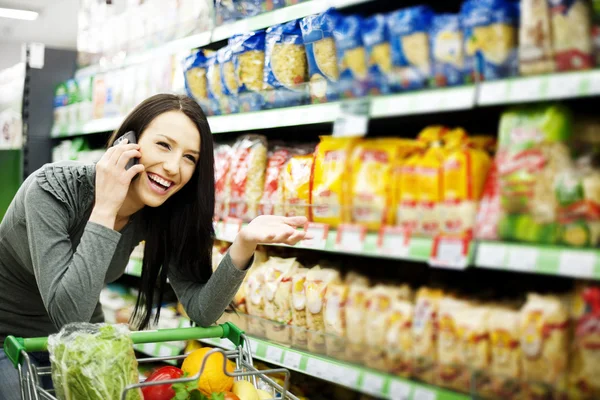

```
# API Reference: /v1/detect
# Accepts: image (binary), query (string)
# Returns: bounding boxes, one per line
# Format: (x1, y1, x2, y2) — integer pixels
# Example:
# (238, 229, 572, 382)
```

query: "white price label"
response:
(249, 339, 259, 355)
(219, 338, 234, 350)
(476, 243, 507, 269)
(336, 225, 366, 252)
(380, 227, 410, 258)
(335, 366, 359, 388)
(302, 223, 329, 250)
(221, 219, 242, 242)
(283, 351, 302, 370)
(559, 251, 596, 279)
(507, 247, 538, 272)
(265, 346, 283, 364)
(430, 237, 468, 269)
(362, 373, 384, 396)
(512, 77, 544, 102)
(306, 358, 328, 378)
(413, 388, 436, 400)
(479, 81, 509, 105)
(389, 380, 411, 400)
(333, 99, 370, 138)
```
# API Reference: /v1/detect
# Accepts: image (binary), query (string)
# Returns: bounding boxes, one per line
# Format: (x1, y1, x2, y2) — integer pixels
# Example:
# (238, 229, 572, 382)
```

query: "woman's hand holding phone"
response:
(90, 139, 145, 230)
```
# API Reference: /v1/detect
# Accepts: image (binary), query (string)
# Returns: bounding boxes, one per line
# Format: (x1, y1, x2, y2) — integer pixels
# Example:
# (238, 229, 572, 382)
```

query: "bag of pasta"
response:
(300, 9, 341, 103)
(305, 267, 341, 353)
(550, 0, 594, 71)
(264, 20, 309, 109)
(344, 279, 370, 362)
(519, 0, 555, 76)
(263, 256, 300, 343)
(48, 323, 141, 400)
(219, 44, 239, 114)
(183, 49, 213, 115)
(386, 6, 434, 91)
(384, 299, 414, 377)
(361, 14, 392, 95)
(231, 30, 266, 112)
(214, 144, 233, 219)
(207, 51, 225, 115)
(291, 267, 310, 348)
(334, 14, 368, 98)
(430, 14, 464, 87)
(461, 0, 519, 82)
(227, 135, 268, 221)
(312, 136, 359, 228)
(323, 281, 349, 358)
(488, 306, 522, 399)
(260, 146, 293, 216)
(413, 287, 444, 384)
(436, 297, 471, 391)
(282, 154, 313, 219)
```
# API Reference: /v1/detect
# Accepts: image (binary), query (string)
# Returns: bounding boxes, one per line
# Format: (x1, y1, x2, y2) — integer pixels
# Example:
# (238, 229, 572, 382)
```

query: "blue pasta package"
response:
(183, 49, 214, 116)
(206, 51, 225, 116)
(231, 30, 267, 112)
(460, 0, 519, 83)
(429, 14, 464, 87)
(361, 14, 392, 95)
(334, 15, 368, 98)
(264, 20, 309, 109)
(386, 6, 434, 91)
(260, 0, 286, 13)
(219, 45, 240, 114)
(300, 9, 341, 103)
(216, 0, 240, 24)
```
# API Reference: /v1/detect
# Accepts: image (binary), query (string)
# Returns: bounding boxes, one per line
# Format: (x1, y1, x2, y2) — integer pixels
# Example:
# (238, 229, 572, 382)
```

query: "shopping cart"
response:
(4, 322, 299, 400)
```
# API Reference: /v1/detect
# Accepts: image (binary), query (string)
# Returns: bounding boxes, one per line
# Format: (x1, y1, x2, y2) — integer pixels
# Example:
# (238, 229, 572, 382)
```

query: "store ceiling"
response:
(0, 0, 78, 49)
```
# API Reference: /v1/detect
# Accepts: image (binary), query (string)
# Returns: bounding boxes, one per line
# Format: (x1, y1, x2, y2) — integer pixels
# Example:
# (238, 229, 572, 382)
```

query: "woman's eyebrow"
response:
(156, 133, 200, 155)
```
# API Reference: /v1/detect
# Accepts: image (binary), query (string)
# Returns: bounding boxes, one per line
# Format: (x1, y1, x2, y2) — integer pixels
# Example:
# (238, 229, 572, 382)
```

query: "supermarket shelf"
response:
(51, 116, 124, 138)
(212, 0, 372, 42)
(125, 257, 143, 277)
(200, 335, 467, 400)
(215, 221, 433, 262)
(475, 241, 600, 280)
(477, 69, 600, 105)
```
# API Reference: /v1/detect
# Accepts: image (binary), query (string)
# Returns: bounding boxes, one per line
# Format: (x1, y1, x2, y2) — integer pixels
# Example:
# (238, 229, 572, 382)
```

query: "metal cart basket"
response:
(4, 322, 299, 400)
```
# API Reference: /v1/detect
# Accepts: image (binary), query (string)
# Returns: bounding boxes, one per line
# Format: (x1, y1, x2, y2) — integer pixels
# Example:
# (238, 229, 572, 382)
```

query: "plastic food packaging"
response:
(231, 30, 267, 112)
(334, 14, 368, 98)
(48, 323, 141, 400)
(430, 14, 464, 87)
(282, 154, 314, 219)
(550, 0, 594, 71)
(361, 14, 392, 95)
(519, 0, 556, 75)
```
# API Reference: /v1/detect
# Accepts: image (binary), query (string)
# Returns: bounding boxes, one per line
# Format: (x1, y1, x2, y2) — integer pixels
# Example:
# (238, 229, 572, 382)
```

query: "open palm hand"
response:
(239, 215, 313, 246)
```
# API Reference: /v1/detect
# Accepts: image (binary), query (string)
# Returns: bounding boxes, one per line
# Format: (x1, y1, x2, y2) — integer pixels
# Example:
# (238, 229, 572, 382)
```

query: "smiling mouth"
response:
(146, 173, 174, 194)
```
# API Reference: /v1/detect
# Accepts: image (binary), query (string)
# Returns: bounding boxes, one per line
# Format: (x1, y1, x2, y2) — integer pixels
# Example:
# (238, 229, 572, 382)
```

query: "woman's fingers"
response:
(117, 149, 142, 169)
(108, 142, 139, 165)
(126, 163, 145, 181)
(282, 216, 308, 228)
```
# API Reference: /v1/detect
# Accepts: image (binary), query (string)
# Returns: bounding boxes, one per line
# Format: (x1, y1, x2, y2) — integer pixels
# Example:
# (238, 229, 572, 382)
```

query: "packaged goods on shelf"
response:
(429, 14, 464, 88)
(226, 134, 268, 220)
(312, 136, 358, 228)
(334, 15, 368, 98)
(361, 14, 392, 95)
(488, 306, 522, 398)
(207, 50, 226, 116)
(384, 299, 414, 377)
(323, 280, 349, 358)
(386, 6, 434, 91)
(291, 267, 310, 348)
(344, 277, 371, 362)
(550, 0, 594, 72)
(231, 30, 267, 112)
(183, 49, 213, 115)
(412, 287, 444, 384)
(263, 20, 309, 109)
(215, 144, 233, 219)
(300, 9, 341, 103)
(460, 0, 519, 82)
(305, 267, 341, 353)
(216, 0, 286, 25)
(220, 44, 240, 114)
(282, 154, 314, 219)
(519, 0, 555, 75)
(263, 256, 301, 342)
(260, 146, 293, 216)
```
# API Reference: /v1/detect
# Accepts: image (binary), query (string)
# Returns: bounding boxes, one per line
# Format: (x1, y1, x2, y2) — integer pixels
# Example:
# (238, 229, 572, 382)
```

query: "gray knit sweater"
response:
(0, 161, 246, 344)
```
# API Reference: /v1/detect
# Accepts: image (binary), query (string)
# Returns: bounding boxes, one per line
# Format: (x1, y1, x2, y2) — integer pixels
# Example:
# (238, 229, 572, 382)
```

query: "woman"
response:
(0, 94, 310, 398)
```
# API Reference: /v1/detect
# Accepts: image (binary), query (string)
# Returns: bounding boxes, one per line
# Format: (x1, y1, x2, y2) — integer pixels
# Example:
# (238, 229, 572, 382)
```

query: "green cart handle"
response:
(3, 322, 244, 369)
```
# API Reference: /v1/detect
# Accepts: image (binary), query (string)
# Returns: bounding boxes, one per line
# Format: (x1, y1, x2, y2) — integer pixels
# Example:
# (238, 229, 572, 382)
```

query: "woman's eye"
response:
(185, 155, 197, 163)
(157, 142, 170, 149)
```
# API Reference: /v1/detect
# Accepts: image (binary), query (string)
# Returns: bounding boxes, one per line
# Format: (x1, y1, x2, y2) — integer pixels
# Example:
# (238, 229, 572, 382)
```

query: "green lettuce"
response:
(48, 323, 142, 400)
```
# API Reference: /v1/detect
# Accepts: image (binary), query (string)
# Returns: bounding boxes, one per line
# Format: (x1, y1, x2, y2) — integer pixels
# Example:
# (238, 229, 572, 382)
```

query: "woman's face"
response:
(129, 110, 201, 208)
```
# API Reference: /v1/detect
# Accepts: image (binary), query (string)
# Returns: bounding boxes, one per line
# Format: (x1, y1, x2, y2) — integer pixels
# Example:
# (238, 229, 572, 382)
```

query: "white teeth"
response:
(149, 174, 172, 188)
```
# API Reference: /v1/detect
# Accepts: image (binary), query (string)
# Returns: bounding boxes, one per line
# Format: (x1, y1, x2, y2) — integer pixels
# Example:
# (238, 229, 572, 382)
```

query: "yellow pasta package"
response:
(305, 267, 341, 353)
(396, 150, 424, 232)
(442, 130, 492, 237)
(282, 154, 314, 219)
(569, 284, 600, 400)
(311, 136, 359, 227)
(344, 280, 371, 362)
(520, 293, 570, 396)
(227, 135, 268, 221)
(291, 268, 310, 348)
(350, 139, 403, 231)
(437, 297, 471, 391)
(417, 141, 446, 237)
(365, 284, 413, 370)
(488, 306, 522, 399)
(384, 300, 414, 377)
(323, 282, 349, 358)
(455, 305, 492, 395)
(412, 287, 444, 384)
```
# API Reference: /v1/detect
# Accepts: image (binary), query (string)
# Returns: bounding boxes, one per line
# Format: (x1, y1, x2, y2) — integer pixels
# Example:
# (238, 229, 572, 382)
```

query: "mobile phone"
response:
(112, 131, 138, 170)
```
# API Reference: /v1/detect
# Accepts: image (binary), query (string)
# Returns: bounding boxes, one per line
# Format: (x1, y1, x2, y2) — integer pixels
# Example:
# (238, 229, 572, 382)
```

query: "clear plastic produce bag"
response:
(48, 323, 142, 400)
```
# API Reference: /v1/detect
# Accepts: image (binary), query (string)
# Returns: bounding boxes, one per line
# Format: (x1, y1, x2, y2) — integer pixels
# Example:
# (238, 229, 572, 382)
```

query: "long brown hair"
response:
(108, 94, 215, 330)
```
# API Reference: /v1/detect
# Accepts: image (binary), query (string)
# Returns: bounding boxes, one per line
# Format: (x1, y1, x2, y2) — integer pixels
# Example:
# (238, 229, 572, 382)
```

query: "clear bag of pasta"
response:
(206, 51, 224, 116)
(48, 323, 141, 400)
(334, 14, 368, 98)
(219, 44, 240, 114)
(231, 30, 266, 112)
(361, 14, 392, 95)
(300, 9, 341, 103)
(227, 135, 268, 221)
(183, 49, 213, 115)
(386, 6, 434, 92)
(263, 20, 309, 109)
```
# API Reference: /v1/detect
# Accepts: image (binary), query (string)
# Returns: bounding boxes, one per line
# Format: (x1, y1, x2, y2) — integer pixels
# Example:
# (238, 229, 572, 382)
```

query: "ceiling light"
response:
(0, 7, 39, 21)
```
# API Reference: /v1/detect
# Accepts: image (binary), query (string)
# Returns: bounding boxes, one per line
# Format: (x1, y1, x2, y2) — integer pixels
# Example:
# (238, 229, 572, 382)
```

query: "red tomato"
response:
(141, 366, 184, 400)
(222, 392, 241, 400)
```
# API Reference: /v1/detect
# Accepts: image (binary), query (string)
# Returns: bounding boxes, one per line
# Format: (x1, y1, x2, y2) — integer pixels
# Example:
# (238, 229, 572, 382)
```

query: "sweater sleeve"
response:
(24, 182, 121, 329)
(168, 251, 249, 327)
